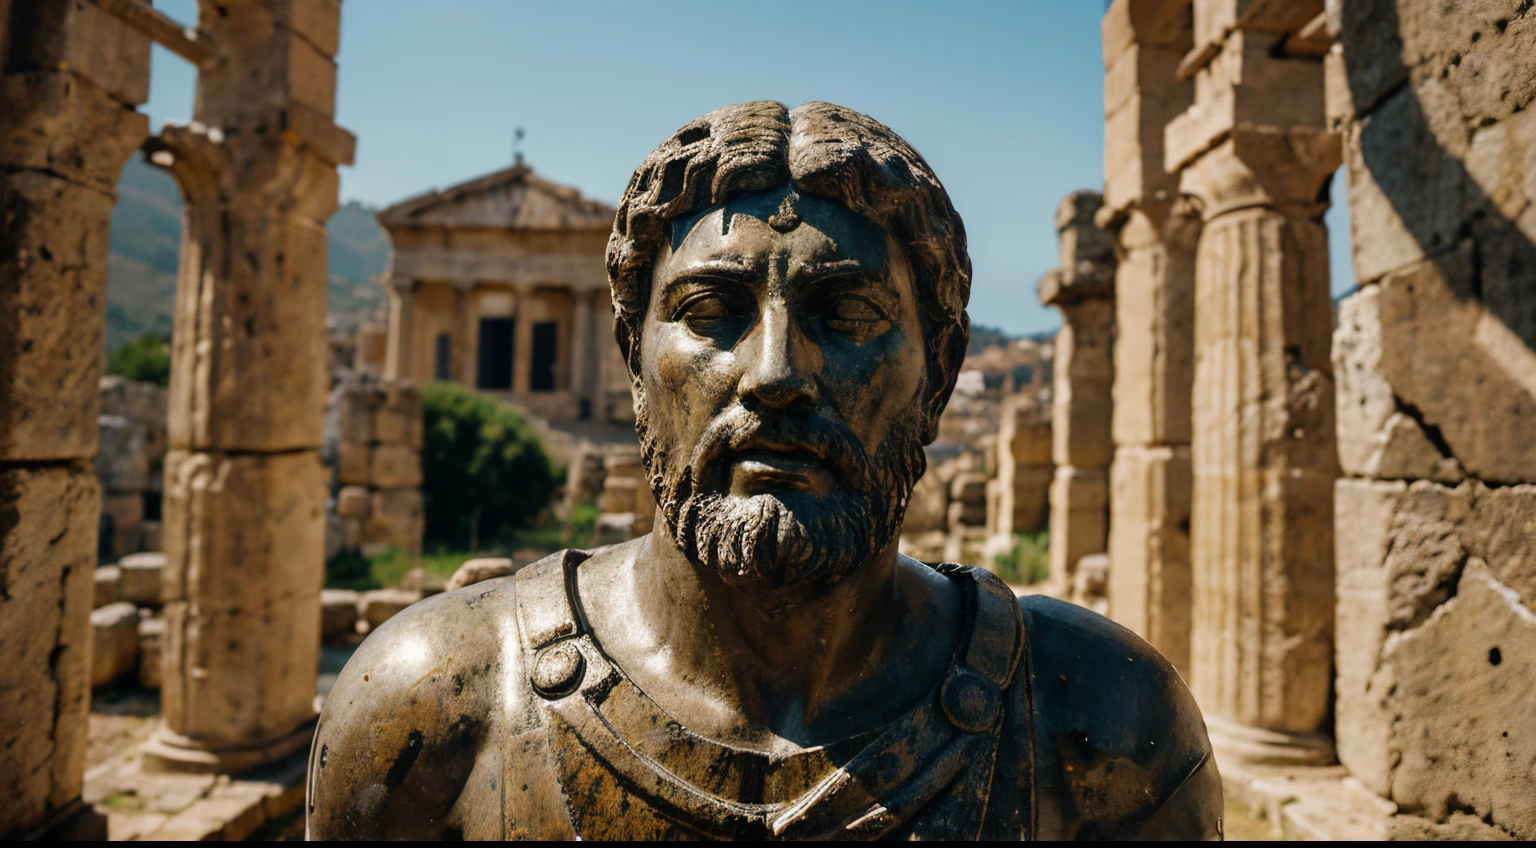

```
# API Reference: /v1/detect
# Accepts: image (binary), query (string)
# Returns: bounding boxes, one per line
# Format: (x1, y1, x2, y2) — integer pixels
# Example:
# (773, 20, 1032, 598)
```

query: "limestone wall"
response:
(1331, 0, 1536, 837)
(323, 374, 425, 559)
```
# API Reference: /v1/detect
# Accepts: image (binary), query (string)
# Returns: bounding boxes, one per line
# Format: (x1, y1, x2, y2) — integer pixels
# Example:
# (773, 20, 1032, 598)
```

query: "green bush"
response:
(992, 531, 1050, 586)
(324, 547, 376, 591)
(420, 381, 561, 549)
(106, 332, 171, 386)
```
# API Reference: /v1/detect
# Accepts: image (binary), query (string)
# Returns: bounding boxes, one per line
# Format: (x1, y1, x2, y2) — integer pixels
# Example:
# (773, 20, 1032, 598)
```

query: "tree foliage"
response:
(106, 332, 171, 386)
(420, 381, 561, 549)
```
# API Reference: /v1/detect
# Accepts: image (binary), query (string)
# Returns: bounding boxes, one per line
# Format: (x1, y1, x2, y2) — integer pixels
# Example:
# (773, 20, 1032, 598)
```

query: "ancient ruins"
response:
(1, 0, 1533, 841)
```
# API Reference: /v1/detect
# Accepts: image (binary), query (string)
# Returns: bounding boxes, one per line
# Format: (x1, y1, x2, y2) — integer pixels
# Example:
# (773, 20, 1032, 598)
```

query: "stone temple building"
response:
(377, 161, 632, 424)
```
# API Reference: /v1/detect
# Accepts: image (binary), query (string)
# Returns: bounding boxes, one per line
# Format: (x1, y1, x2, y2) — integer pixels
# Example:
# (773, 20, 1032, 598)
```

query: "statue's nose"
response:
(738, 302, 819, 411)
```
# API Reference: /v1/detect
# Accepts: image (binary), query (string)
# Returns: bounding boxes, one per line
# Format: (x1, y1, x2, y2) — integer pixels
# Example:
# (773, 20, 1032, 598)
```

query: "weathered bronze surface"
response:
(306, 102, 1223, 841)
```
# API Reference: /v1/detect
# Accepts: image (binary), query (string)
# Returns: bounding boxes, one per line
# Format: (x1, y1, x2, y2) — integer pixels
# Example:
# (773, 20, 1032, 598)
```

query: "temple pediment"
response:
(379, 164, 616, 232)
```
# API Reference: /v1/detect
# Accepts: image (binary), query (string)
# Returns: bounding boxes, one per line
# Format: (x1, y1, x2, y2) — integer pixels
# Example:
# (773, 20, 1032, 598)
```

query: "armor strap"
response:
(513, 549, 590, 651)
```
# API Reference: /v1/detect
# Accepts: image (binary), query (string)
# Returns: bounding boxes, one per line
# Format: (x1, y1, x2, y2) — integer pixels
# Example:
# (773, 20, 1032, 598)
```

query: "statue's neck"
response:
(578, 520, 958, 751)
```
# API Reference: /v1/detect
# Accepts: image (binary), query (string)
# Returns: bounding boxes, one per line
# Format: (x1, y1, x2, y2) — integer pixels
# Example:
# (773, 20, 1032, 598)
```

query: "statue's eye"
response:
(826, 296, 888, 339)
(678, 292, 739, 335)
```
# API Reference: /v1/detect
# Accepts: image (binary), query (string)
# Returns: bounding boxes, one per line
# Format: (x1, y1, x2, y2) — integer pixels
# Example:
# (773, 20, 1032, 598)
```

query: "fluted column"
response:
(385, 276, 417, 380)
(0, 4, 149, 837)
(571, 288, 595, 417)
(145, 0, 355, 774)
(1168, 1, 1339, 763)
(1038, 191, 1116, 594)
(1099, 0, 1200, 676)
(512, 283, 536, 395)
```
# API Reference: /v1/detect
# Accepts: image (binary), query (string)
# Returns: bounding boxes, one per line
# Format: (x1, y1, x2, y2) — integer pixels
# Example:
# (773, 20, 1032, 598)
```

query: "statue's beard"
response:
(635, 390, 927, 591)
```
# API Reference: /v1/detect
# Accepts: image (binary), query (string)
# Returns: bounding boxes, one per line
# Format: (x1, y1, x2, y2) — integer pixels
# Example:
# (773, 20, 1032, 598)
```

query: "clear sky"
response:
(142, 0, 1352, 336)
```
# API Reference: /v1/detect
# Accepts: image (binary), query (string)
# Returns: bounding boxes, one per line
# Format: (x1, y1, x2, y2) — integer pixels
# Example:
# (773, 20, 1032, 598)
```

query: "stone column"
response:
(1099, 0, 1200, 676)
(385, 276, 416, 380)
(1167, 0, 1338, 763)
(452, 283, 476, 386)
(512, 283, 536, 395)
(1326, 1, 1536, 836)
(143, 0, 355, 774)
(0, 4, 149, 838)
(571, 287, 595, 417)
(1038, 192, 1116, 594)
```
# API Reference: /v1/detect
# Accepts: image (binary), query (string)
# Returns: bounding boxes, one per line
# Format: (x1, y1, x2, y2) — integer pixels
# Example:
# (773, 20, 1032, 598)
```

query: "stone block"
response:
(447, 558, 518, 592)
(369, 444, 421, 489)
(600, 477, 640, 514)
(138, 616, 165, 689)
(103, 492, 143, 559)
(140, 520, 163, 553)
(323, 513, 345, 562)
(336, 440, 371, 486)
(947, 500, 987, 529)
(1333, 287, 1463, 483)
(118, 552, 167, 607)
(1344, 78, 1469, 284)
(1008, 465, 1053, 534)
(333, 388, 378, 445)
(949, 472, 988, 505)
(1102, 0, 1195, 64)
(1107, 445, 1192, 675)
(373, 407, 409, 444)
(4, 0, 152, 106)
(903, 470, 949, 533)
(1386, 560, 1536, 838)
(95, 415, 149, 492)
(160, 449, 325, 610)
(1048, 467, 1109, 587)
(342, 517, 363, 551)
(1111, 210, 1195, 447)
(288, 0, 343, 58)
(335, 485, 371, 520)
(0, 465, 98, 828)
(167, 217, 329, 453)
(358, 589, 421, 634)
(0, 172, 117, 462)
(320, 589, 359, 643)
(0, 69, 150, 197)
(94, 565, 121, 609)
(91, 602, 140, 688)
(365, 488, 423, 555)
(634, 479, 657, 532)
(1369, 244, 1536, 483)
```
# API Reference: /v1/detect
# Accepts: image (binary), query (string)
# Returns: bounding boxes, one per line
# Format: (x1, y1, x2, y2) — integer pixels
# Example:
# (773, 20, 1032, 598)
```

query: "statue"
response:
(306, 102, 1223, 840)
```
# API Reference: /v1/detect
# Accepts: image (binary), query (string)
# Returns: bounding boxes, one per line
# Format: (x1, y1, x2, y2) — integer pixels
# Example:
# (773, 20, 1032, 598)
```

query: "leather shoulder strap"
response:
(513, 549, 590, 650)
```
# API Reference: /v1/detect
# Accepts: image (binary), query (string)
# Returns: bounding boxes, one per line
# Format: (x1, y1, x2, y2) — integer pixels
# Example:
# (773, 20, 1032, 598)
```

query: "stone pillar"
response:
(1327, 1, 1536, 836)
(512, 283, 536, 395)
(1099, 0, 1200, 676)
(1038, 192, 1116, 594)
(0, 3, 149, 838)
(385, 276, 416, 380)
(1167, 0, 1338, 763)
(571, 288, 595, 416)
(451, 284, 476, 386)
(144, 0, 355, 774)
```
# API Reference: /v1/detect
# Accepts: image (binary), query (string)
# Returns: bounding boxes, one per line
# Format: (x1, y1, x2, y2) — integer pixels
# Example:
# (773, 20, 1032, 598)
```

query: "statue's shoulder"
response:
(306, 569, 527, 839)
(1015, 594, 1223, 840)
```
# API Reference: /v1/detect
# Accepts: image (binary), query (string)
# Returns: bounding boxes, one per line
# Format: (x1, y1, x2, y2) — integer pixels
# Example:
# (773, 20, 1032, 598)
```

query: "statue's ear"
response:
(923, 317, 969, 444)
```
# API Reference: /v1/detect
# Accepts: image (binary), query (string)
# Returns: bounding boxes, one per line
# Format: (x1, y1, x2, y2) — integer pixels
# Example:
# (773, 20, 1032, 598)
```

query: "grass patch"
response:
(99, 791, 146, 812)
(991, 531, 1050, 586)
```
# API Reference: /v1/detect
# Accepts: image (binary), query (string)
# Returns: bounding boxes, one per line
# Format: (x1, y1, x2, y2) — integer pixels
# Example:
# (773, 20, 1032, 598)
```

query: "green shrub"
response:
(992, 531, 1050, 586)
(106, 332, 171, 386)
(324, 547, 376, 591)
(420, 381, 561, 549)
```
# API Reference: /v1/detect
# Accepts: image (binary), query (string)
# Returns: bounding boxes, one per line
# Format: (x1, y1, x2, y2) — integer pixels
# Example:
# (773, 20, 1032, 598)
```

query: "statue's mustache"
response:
(684, 406, 873, 494)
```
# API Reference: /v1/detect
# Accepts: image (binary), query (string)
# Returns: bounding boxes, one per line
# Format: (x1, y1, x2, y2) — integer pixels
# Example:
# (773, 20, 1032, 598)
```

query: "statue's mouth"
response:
(727, 445, 833, 495)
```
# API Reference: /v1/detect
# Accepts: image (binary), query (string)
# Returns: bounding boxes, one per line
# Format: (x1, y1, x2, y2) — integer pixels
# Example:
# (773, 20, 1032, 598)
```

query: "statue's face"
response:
(636, 185, 930, 589)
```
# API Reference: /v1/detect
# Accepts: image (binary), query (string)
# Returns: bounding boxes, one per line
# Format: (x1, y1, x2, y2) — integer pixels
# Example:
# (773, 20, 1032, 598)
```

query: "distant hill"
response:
(105, 156, 391, 353)
(967, 323, 1054, 357)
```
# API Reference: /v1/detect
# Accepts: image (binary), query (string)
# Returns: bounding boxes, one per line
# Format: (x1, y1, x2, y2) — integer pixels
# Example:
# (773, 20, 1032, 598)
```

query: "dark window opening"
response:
(434, 332, 452, 381)
(477, 317, 513, 390)
(531, 321, 558, 392)
(142, 490, 162, 522)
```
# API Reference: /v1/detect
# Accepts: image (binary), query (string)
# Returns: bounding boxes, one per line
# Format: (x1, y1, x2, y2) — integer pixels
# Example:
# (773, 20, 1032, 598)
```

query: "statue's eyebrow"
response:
(794, 259, 896, 297)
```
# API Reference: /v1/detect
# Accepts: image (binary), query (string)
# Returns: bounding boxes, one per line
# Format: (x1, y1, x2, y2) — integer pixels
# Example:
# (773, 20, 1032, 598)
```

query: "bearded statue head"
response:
(606, 101, 972, 589)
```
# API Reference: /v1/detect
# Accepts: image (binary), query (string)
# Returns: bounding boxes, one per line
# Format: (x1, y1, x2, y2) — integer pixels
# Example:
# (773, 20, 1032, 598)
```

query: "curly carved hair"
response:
(606, 101, 972, 385)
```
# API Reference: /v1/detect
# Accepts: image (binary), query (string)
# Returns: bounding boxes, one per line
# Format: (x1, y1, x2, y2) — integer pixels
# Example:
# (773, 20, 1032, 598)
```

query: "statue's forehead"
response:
(667, 186, 889, 262)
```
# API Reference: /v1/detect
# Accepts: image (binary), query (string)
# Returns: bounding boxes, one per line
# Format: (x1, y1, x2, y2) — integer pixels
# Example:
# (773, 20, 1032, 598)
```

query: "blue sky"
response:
(143, 0, 1352, 335)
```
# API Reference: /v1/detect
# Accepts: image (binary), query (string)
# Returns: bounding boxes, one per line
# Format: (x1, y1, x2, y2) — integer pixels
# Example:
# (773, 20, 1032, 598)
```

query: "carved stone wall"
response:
(1331, 0, 1536, 837)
